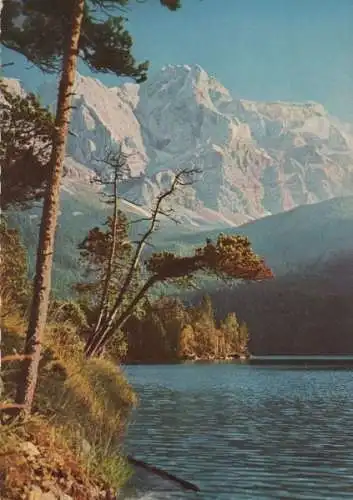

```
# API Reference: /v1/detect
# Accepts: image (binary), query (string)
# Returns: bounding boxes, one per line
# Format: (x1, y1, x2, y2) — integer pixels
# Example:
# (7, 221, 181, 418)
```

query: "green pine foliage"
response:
(2, 0, 181, 80)
(0, 80, 55, 211)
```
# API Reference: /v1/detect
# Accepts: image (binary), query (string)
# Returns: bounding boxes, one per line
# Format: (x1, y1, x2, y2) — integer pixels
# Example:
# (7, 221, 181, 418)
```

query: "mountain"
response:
(35, 63, 353, 226)
(5, 65, 353, 295)
(184, 197, 353, 354)
(160, 195, 353, 276)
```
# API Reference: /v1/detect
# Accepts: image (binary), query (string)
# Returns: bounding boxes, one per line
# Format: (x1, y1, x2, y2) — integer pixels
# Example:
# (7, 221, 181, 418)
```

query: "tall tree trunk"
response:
(15, 0, 85, 415)
(93, 168, 120, 336)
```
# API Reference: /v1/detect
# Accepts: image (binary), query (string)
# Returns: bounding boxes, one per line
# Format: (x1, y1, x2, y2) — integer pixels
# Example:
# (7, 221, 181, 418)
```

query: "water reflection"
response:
(121, 364, 353, 499)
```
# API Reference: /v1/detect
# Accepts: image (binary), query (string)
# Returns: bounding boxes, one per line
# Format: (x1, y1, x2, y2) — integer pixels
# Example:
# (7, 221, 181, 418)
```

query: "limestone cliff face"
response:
(6, 63, 353, 229)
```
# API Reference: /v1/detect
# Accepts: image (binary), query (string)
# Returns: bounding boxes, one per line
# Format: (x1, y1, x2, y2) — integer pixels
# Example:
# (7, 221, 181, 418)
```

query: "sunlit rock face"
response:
(7, 62, 353, 229)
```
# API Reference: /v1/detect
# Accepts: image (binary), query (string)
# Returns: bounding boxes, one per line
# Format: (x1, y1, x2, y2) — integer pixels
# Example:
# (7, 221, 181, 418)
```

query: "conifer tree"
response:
(1, 0, 182, 414)
(0, 81, 54, 211)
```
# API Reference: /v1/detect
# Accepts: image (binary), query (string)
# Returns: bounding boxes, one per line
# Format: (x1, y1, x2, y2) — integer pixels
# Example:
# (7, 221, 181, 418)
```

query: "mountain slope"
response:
(161, 195, 353, 275)
(11, 192, 353, 297)
(5, 66, 353, 296)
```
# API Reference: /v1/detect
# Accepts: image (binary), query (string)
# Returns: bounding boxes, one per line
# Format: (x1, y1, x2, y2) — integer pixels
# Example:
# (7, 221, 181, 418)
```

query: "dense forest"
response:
(1, 218, 251, 364)
(201, 253, 353, 355)
(124, 295, 249, 362)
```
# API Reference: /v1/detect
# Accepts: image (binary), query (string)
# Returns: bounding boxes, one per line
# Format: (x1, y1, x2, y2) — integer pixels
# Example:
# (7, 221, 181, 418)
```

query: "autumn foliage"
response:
(147, 234, 273, 282)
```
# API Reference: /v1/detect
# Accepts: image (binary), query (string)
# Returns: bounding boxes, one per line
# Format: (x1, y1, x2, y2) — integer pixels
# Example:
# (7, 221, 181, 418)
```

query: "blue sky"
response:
(3, 0, 353, 121)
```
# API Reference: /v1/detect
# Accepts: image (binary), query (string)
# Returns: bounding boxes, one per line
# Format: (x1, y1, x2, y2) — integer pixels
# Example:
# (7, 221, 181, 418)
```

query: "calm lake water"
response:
(120, 362, 353, 499)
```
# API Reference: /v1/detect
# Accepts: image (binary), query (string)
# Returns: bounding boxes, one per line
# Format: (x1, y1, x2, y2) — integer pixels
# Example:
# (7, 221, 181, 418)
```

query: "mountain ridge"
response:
(9, 62, 353, 229)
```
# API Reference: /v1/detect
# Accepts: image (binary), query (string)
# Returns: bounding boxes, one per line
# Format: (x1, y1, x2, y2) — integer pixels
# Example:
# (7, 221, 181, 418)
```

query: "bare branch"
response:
(127, 455, 200, 493)
(1, 354, 34, 363)
(158, 208, 181, 225)
(0, 403, 26, 412)
(86, 275, 159, 357)
(131, 239, 156, 249)
(128, 216, 152, 225)
(1, 62, 15, 68)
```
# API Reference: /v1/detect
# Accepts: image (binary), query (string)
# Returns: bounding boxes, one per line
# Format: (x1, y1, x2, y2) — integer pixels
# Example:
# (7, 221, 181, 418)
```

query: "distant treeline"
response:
(124, 295, 249, 363)
(195, 253, 353, 355)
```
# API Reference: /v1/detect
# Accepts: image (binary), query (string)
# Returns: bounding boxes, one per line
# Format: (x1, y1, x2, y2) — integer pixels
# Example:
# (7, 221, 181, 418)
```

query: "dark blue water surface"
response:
(120, 363, 353, 499)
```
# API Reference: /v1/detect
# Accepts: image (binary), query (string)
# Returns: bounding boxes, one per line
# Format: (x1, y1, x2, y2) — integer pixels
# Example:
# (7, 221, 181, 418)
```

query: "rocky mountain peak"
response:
(6, 64, 353, 228)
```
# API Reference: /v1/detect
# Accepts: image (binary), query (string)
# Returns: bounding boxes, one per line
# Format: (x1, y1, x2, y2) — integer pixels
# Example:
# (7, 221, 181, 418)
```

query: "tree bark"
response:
(15, 0, 85, 415)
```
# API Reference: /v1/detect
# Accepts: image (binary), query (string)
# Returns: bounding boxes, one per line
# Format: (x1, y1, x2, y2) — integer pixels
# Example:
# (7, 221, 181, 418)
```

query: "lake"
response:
(120, 362, 353, 499)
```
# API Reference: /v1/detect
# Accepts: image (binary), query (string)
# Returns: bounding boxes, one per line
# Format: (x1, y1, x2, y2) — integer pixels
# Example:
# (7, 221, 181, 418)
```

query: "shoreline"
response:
(123, 354, 353, 366)
(123, 355, 249, 365)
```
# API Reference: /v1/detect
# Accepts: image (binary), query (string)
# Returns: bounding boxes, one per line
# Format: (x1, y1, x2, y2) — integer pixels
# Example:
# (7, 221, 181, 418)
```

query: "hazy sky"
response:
(3, 0, 353, 121)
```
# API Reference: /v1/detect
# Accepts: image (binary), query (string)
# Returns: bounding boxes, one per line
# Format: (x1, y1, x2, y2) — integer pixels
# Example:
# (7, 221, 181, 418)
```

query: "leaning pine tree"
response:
(86, 232, 273, 357)
(80, 168, 273, 358)
(1, 0, 183, 415)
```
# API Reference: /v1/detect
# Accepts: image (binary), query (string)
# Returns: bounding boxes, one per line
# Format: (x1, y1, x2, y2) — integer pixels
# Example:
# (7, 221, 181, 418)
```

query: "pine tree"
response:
(2, 0, 183, 414)
(238, 322, 250, 356)
(87, 230, 272, 357)
(75, 211, 133, 321)
(89, 147, 131, 335)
